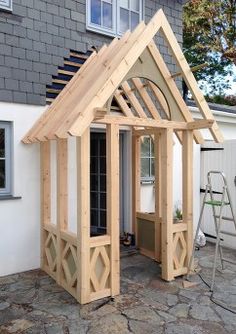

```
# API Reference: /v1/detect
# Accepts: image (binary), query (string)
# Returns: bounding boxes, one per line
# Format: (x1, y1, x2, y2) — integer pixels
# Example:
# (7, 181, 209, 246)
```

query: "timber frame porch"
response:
(23, 9, 223, 304)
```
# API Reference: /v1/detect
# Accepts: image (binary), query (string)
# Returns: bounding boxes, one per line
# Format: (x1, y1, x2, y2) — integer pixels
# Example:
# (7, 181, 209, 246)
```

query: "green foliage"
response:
(183, 0, 236, 96)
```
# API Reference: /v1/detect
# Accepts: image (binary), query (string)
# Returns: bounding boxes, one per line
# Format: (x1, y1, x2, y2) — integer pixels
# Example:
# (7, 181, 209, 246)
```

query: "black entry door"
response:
(90, 132, 107, 235)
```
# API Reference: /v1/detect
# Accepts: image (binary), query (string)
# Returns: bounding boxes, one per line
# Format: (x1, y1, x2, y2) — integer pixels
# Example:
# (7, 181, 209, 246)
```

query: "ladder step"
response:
(220, 230, 236, 237)
(215, 215, 235, 222)
(222, 258, 236, 265)
(204, 200, 230, 206)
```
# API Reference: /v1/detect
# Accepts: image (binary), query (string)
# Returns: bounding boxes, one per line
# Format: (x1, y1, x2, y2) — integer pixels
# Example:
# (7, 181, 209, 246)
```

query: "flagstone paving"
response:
(1, 243, 236, 333)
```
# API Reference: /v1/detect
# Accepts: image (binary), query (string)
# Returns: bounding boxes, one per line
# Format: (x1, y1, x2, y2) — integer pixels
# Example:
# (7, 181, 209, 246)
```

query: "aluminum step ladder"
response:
(188, 170, 236, 293)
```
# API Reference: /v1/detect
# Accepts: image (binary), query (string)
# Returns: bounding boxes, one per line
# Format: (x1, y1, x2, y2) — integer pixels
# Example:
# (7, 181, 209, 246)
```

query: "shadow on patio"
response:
(1, 243, 236, 333)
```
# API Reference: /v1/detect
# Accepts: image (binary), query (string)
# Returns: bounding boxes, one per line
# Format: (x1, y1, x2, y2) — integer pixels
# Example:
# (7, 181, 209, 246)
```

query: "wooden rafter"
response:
(23, 9, 223, 144)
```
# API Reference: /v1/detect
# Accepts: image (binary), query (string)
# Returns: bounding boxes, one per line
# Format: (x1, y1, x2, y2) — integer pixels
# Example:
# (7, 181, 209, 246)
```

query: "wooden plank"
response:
(172, 223, 188, 233)
(106, 123, 120, 297)
(154, 130, 162, 262)
(40, 142, 51, 269)
(114, 91, 134, 117)
(160, 128, 174, 281)
(147, 41, 204, 144)
(64, 60, 83, 68)
(70, 52, 90, 60)
(148, 82, 171, 119)
(94, 114, 189, 129)
(131, 78, 161, 120)
(182, 130, 193, 273)
(90, 235, 111, 248)
(60, 230, 77, 246)
(44, 223, 57, 234)
(136, 212, 157, 222)
(173, 267, 188, 277)
(121, 81, 147, 118)
(159, 13, 223, 143)
(187, 119, 214, 130)
(132, 134, 141, 238)
(77, 128, 90, 304)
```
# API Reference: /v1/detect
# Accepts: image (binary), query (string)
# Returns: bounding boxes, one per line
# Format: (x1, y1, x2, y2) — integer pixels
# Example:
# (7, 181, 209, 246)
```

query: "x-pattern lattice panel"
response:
(44, 231, 57, 274)
(61, 241, 77, 289)
(90, 245, 111, 293)
(173, 231, 187, 270)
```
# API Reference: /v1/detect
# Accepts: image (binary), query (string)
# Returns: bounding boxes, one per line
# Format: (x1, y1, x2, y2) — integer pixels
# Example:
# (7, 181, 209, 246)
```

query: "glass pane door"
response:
(90, 132, 107, 236)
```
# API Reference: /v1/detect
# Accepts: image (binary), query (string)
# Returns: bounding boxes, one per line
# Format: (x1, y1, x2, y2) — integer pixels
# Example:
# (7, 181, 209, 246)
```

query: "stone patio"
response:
(1, 243, 236, 333)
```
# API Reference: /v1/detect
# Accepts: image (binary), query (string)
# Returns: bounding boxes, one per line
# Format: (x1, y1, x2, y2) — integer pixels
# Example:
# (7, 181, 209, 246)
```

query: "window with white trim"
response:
(0, 0, 12, 11)
(0, 122, 12, 196)
(141, 136, 155, 181)
(87, 0, 143, 36)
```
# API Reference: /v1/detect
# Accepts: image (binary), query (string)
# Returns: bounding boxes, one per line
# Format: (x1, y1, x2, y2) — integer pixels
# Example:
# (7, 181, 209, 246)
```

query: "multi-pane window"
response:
(0, 0, 12, 11)
(141, 136, 155, 181)
(87, 0, 142, 36)
(0, 122, 12, 196)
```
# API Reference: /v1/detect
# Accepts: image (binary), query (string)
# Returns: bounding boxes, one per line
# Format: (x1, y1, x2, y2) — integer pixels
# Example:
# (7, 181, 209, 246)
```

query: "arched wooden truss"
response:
(23, 9, 223, 304)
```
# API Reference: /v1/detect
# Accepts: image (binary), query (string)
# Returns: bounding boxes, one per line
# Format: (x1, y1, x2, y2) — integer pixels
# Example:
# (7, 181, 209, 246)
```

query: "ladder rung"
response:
(215, 215, 235, 222)
(204, 200, 230, 206)
(222, 258, 236, 265)
(220, 230, 236, 237)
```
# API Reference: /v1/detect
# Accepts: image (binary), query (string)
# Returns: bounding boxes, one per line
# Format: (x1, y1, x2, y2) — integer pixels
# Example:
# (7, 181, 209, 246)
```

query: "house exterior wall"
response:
(0, 1, 184, 276)
(0, 0, 183, 106)
(0, 102, 45, 276)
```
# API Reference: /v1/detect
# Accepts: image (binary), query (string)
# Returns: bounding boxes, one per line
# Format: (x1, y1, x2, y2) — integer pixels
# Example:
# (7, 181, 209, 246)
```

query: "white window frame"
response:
(140, 136, 155, 182)
(0, 122, 12, 196)
(0, 0, 13, 12)
(86, 0, 143, 37)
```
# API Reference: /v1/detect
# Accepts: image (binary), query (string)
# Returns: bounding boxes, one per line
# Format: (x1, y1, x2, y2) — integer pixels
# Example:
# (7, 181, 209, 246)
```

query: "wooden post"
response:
(161, 128, 174, 281)
(154, 131, 161, 262)
(182, 130, 193, 268)
(107, 124, 120, 296)
(132, 134, 141, 242)
(56, 138, 68, 285)
(77, 129, 90, 304)
(40, 141, 51, 269)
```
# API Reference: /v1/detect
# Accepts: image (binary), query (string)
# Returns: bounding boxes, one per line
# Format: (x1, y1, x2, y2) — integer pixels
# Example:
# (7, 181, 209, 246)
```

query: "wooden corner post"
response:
(56, 138, 68, 285)
(107, 124, 120, 296)
(77, 129, 90, 304)
(161, 128, 174, 281)
(182, 130, 193, 269)
(132, 134, 141, 240)
(154, 130, 162, 262)
(40, 141, 51, 270)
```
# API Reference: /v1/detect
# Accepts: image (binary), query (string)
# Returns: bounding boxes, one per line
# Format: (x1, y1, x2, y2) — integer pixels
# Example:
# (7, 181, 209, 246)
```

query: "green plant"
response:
(175, 207, 183, 220)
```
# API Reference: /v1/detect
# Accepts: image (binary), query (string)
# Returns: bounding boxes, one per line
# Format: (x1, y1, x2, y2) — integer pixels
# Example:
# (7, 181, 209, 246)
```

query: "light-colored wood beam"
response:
(160, 128, 174, 281)
(131, 78, 161, 120)
(77, 128, 90, 304)
(171, 62, 208, 79)
(40, 141, 51, 269)
(106, 124, 120, 296)
(121, 81, 147, 119)
(182, 130, 193, 272)
(132, 134, 141, 238)
(56, 138, 68, 285)
(154, 129, 162, 262)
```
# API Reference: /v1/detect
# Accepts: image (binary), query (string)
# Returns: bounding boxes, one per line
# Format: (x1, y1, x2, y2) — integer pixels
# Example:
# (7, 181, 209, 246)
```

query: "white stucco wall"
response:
(0, 102, 45, 276)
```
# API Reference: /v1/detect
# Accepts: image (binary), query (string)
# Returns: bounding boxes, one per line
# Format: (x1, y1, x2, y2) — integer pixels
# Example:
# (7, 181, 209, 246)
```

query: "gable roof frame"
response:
(22, 9, 223, 144)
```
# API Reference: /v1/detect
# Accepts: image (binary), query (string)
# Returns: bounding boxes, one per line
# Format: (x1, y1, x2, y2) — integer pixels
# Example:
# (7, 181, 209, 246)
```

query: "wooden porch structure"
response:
(23, 10, 223, 304)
